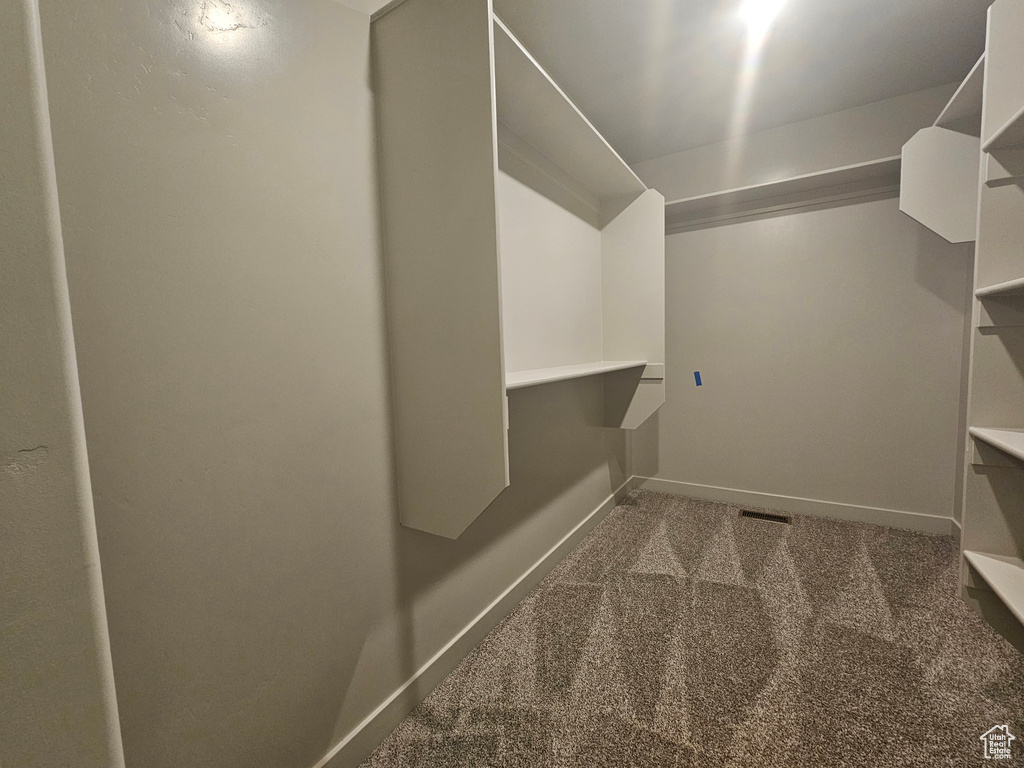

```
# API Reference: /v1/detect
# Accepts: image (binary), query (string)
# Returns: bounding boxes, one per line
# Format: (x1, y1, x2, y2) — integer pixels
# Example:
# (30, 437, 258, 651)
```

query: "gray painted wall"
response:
(0, 1, 124, 766)
(632, 196, 972, 523)
(37, 1, 628, 767)
(631, 90, 975, 528)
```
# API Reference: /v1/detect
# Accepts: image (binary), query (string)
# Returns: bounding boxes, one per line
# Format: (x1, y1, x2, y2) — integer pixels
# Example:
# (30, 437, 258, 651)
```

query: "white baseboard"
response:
(310, 474, 955, 768)
(312, 477, 633, 768)
(950, 517, 963, 545)
(634, 476, 955, 536)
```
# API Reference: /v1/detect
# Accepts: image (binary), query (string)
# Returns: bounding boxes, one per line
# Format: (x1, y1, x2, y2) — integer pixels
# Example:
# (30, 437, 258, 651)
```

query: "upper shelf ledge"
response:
(976, 277, 1024, 299)
(964, 550, 1024, 626)
(969, 427, 1024, 462)
(664, 156, 901, 233)
(492, 15, 645, 209)
(506, 360, 647, 390)
(984, 103, 1024, 153)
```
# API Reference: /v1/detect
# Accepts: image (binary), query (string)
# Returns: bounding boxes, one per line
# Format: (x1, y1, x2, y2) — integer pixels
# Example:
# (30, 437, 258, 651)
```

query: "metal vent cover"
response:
(739, 509, 792, 525)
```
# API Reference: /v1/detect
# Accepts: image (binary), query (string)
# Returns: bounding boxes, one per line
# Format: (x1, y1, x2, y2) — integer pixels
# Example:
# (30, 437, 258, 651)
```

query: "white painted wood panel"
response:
(602, 189, 666, 365)
(665, 157, 901, 233)
(970, 428, 1024, 463)
(601, 189, 666, 429)
(981, 0, 1024, 152)
(977, 276, 1024, 298)
(964, 551, 1024, 625)
(491, 16, 645, 208)
(497, 171, 604, 373)
(372, 0, 508, 539)
(975, 170, 1024, 290)
(961, 0, 1024, 651)
(900, 126, 980, 244)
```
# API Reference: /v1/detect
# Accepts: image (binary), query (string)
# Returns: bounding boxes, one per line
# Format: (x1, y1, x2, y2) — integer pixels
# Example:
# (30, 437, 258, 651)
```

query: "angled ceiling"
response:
(492, 0, 992, 164)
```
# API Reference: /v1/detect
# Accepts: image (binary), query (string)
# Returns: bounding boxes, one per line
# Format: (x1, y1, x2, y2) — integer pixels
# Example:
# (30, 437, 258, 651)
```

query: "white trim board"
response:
(664, 156, 901, 234)
(311, 478, 633, 768)
(634, 477, 955, 536)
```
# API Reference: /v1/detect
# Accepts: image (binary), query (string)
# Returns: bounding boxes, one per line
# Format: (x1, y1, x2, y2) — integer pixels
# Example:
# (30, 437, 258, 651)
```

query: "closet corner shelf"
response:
(664, 156, 901, 232)
(491, 15, 645, 205)
(983, 103, 1024, 153)
(506, 360, 647, 390)
(976, 276, 1024, 298)
(934, 54, 985, 136)
(969, 427, 1024, 462)
(963, 550, 1024, 625)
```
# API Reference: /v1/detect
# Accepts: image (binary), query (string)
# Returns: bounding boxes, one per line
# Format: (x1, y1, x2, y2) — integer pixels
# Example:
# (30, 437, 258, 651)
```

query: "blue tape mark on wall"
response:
(694, 371, 702, 387)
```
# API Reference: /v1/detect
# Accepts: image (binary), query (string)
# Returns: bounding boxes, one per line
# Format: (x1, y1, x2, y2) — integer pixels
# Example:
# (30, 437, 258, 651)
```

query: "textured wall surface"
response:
(0, 1, 124, 766)
(633, 196, 972, 520)
(38, 1, 630, 766)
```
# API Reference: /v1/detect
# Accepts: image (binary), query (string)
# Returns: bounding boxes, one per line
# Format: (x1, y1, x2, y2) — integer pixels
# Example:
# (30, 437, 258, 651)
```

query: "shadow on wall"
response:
(385, 375, 629, 698)
(912, 225, 975, 310)
(313, 31, 633, 759)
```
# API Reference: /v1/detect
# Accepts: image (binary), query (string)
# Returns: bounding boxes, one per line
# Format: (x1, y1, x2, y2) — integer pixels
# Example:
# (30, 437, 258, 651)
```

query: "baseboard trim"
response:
(634, 476, 955, 536)
(950, 517, 963, 546)
(312, 477, 633, 768)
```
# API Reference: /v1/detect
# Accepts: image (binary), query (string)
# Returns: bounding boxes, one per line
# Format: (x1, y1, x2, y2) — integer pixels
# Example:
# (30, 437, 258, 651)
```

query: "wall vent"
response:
(740, 509, 792, 525)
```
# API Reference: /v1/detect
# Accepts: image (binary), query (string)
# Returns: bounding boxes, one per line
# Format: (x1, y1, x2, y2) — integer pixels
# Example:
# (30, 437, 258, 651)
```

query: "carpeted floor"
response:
(361, 490, 1024, 767)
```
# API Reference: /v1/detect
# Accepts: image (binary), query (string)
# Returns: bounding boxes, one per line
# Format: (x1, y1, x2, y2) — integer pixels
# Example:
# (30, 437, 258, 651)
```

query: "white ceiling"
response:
(491, 0, 992, 164)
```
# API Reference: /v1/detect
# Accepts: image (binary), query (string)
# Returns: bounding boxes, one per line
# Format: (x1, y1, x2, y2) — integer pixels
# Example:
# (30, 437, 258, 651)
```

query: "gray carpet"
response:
(362, 490, 1024, 767)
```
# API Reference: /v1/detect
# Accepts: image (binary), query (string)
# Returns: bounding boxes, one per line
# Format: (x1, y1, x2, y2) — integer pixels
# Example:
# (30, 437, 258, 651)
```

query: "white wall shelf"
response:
(960, 0, 1024, 651)
(969, 427, 1024, 463)
(975, 275, 1024, 328)
(371, 0, 665, 538)
(976, 276, 1024, 298)
(934, 54, 985, 136)
(981, 0, 1024, 154)
(506, 361, 647, 390)
(664, 156, 901, 233)
(492, 16, 645, 224)
(983, 106, 1024, 153)
(985, 148, 1024, 188)
(964, 551, 1024, 625)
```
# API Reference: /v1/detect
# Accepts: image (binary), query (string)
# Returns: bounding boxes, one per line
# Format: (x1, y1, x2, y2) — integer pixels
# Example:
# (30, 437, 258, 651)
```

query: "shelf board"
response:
(983, 102, 1024, 153)
(506, 360, 646, 390)
(492, 15, 646, 207)
(664, 156, 901, 233)
(969, 427, 1024, 463)
(976, 277, 1024, 299)
(934, 54, 985, 137)
(964, 551, 1024, 626)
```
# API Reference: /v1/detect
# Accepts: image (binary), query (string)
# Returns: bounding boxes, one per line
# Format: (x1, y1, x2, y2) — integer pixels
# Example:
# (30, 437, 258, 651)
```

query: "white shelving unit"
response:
(934, 54, 985, 136)
(371, 0, 665, 538)
(899, 59, 983, 245)
(983, 107, 1024, 153)
(899, 127, 980, 243)
(664, 157, 901, 233)
(970, 427, 1024, 463)
(963, 551, 1024, 625)
(976, 276, 1024, 298)
(959, 0, 1024, 651)
(492, 17, 645, 226)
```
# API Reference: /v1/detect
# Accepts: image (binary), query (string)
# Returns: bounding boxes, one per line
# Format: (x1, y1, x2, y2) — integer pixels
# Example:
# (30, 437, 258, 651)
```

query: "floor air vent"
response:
(740, 509, 792, 525)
